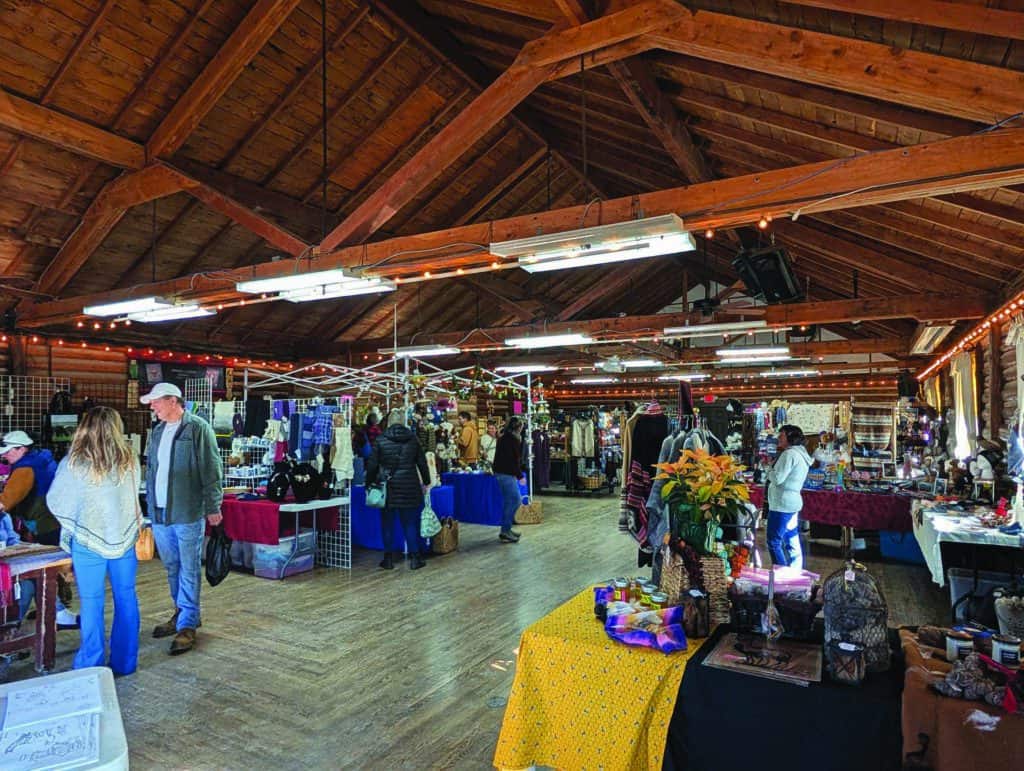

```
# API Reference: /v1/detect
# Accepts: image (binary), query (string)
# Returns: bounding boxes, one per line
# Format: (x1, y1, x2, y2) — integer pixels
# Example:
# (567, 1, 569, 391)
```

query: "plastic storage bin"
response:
(949, 568, 1013, 623)
(253, 529, 315, 579)
(879, 530, 926, 565)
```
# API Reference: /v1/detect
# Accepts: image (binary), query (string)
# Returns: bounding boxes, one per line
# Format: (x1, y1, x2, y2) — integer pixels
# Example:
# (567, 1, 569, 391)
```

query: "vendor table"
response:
(494, 588, 696, 771)
(912, 502, 1023, 586)
(350, 484, 454, 551)
(0, 550, 72, 673)
(441, 471, 503, 526)
(664, 624, 904, 771)
(218, 494, 349, 568)
(749, 485, 912, 535)
(901, 629, 1024, 771)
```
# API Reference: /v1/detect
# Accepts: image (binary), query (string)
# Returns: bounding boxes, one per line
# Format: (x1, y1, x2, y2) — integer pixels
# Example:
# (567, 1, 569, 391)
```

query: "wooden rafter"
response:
(146, 0, 302, 158)
(21, 126, 1024, 327)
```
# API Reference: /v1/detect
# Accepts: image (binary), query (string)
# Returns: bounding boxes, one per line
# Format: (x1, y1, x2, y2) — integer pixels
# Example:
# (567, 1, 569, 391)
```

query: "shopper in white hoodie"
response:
(766, 425, 813, 569)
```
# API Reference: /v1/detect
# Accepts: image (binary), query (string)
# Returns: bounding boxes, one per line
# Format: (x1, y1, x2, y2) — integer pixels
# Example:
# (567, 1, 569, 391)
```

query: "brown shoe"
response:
(152, 610, 180, 638)
(169, 628, 196, 655)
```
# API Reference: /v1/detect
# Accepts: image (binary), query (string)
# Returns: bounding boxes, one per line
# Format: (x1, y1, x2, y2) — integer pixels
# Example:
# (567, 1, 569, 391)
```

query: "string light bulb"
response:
(704, 229, 714, 239)
(758, 216, 769, 230)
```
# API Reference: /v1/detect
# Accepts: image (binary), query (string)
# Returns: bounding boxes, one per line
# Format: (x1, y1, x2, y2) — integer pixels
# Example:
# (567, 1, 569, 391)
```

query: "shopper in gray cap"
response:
(142, 382, 222, 655)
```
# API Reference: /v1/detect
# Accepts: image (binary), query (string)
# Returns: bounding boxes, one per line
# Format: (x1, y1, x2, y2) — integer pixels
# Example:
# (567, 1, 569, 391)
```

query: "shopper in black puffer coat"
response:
(366, 408, 431, 571)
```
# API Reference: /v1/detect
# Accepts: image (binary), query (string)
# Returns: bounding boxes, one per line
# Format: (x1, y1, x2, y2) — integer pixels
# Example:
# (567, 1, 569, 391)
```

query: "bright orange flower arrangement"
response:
(656, 448, 749, 554)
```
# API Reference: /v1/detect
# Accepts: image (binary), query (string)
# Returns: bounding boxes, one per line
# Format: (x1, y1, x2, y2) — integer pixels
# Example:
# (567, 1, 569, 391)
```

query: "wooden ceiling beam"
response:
(20, 127, 1024, 326)
(146, 0, 302, 158)
(643, 9, 1024, 124)
(776, 0, 1024, 42)
(555, 267, 637, 321)
(34, 164, 195, 297)
(0, 88, 144, 170)
(452, 146, 547, 226)
(763, 294, 989, 327)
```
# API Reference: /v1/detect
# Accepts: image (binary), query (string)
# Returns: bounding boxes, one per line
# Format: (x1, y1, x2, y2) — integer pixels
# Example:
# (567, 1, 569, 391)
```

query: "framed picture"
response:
(49, 414, 79, 443)
(702, 632, 822, 685)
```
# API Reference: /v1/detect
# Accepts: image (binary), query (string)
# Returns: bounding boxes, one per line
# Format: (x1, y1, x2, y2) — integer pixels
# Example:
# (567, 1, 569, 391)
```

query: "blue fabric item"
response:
(288, 413, 301, 455)
(312, 405, 338, 446)
(440, 472, 504, 526)
(151, 517, 205, 630)
(495, 473, 520, 534)
(350, 484, 453, 550)
(767, 510, 802, 569)
(0, 513, 19, 546)
(300, 410, 316, 459)
(12, 449, 57, 497)
(71, 539, 139, 675)
(381, 507, 421, 556)
(352, 456, 366, 485)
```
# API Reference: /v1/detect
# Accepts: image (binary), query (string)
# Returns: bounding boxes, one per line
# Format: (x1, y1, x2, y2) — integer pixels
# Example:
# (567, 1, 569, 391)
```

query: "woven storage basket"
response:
(823, 562, 891, 673)
(995, 596, 1024, 638)
(514, 499, 543, 525)
(579, 474, 603, 490)
(659, 545, 691, 606)
(701, 555, 732, 627)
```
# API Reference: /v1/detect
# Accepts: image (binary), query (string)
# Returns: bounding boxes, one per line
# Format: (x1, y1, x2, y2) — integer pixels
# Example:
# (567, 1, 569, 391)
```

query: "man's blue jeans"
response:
(767, 510, 803, 569)
(71, 539, 139, 675)
(495, 473, 520, 534)
(151, 517, 205, 631)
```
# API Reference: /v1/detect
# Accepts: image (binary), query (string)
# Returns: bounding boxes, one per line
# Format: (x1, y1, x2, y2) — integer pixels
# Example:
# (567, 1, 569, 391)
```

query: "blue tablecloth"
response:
(351, 485, 454, 551)
(441, 472, 504, 526)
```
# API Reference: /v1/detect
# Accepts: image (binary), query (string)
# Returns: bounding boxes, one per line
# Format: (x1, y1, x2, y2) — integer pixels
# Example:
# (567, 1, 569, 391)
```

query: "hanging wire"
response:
(150, 198, 157, 283)
(580, 54, 588, 190)
(546, 150, 552, 210)
(320, 0, 328, 243)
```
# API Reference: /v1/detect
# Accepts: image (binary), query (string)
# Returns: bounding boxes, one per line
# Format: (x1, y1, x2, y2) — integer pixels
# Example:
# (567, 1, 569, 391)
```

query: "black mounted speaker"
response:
(898, 370, 919, 399)
(731, 246, 804, 304)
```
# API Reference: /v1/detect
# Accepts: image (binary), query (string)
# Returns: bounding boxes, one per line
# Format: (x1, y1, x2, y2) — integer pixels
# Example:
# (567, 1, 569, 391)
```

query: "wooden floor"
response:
(6, 496, 947, 770)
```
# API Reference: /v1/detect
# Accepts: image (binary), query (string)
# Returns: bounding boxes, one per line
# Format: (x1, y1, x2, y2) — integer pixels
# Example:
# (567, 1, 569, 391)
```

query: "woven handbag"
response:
(432, 517, 459, 554)
(515, 498, 543, 525)
(823, 561, 891, 672)
(659, 544, 691, 606)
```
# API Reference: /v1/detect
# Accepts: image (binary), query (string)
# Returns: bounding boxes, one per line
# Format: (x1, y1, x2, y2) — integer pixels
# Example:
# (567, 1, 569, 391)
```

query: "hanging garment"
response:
(531, 430, 551, 489)
(288, 413, 302, 455)
(243, 397, 270, 438)
(313, 405, 339, 446)
(570, 418, 595, 457)
(630, 413, 670, 473)
(331, 427, 354, 480)
(213, 401, 235, 434)
(624, 461, 653, 545)
(425, 451, 439, 487)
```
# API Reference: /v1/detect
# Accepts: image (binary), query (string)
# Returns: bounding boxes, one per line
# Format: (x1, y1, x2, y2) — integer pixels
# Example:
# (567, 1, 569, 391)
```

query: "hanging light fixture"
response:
(506, 332, 594, 349)
(84, 296, 172, 317)
(128, 304, 215, 323)
(279, 277, 397, 302)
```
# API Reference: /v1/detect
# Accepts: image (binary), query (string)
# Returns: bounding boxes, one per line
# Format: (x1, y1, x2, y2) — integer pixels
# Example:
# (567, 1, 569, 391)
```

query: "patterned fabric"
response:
(625, 460, 653, 544)
(313, 405, 339, 446)
(494, 587, 694, 771)
(851, 403, 894, 473)
(785, 403, 835, 435)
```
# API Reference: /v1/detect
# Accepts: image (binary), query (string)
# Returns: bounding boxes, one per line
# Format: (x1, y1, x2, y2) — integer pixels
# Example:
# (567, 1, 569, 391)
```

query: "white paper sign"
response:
(3, 673, 102, 730)
(0, 712, 99, 771)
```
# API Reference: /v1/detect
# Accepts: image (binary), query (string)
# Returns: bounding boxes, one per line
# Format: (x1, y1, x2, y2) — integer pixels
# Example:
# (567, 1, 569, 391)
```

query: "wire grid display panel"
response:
(184, 377, 212, 420)
(0, 376, 71, 441)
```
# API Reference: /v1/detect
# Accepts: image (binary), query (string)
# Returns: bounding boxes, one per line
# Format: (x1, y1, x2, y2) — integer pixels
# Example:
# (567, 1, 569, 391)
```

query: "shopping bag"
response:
(204, 524, 232, 587)
(514, 498, 543, 525)
(420, 499, 442, 539)
(135, 525, 154, 561)
(432, 517, 459, 554)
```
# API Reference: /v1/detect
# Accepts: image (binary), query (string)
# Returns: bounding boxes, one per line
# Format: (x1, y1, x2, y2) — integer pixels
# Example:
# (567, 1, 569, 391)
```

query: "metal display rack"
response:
(0, 376, 72, 449)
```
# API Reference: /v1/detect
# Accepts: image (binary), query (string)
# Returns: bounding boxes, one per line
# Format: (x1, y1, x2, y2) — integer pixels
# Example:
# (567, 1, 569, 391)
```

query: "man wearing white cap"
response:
(141, 382, 222, 655)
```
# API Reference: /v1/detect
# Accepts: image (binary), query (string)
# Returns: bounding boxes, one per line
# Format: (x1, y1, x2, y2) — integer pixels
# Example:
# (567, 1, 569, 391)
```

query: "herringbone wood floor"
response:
(7, 496, 946, 769)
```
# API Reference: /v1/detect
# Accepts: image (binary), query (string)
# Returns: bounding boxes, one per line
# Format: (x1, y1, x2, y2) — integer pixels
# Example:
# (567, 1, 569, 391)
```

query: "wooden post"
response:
(989, 325, 1003, 441)
(9, 335, 27, 376)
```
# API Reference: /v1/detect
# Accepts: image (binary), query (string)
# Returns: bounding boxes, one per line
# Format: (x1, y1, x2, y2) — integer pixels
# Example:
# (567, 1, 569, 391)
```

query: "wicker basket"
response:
(579, 474, 603, 490)
(659, 547, 730, 626)
(514, 499, 543, 525)
(995, 596, 1024, 638)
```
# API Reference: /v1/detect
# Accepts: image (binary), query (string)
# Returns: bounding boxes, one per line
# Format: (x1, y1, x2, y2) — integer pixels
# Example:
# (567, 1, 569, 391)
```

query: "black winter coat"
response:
(366, 425, 430, 510)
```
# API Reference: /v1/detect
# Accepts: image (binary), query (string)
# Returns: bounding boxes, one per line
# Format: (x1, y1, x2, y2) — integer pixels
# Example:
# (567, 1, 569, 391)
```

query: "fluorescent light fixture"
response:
(127, 304, 215, 323)
(506, 333, 593, 349)
(280, 278, 396, 303)
(717, 355, 793, 364)
(716, 346, 790, 357)
(492, 215, 696, 273)
(620, 359, 662, 368)
(237, 268, 355, 294)
(761, 368, 823, 376)
(378, 344, 461, 357)
(572, 376, 617, 384)
(910, 324, 956, 355)
(84, 296, 171, 317)
(658, 373, 709, 381)
(496, 364, 559, 373)
(664, 320, 767, 337)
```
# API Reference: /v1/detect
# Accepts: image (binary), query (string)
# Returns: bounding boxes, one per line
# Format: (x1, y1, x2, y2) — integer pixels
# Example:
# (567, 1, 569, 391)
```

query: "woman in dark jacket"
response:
(492, 417, 524, 544)
(366, 408, 431, 571)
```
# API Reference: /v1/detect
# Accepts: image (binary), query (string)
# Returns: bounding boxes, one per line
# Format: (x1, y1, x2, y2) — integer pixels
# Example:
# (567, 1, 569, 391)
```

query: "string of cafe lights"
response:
(549, 377, 898, 398)
(917, 290, 1024, 381)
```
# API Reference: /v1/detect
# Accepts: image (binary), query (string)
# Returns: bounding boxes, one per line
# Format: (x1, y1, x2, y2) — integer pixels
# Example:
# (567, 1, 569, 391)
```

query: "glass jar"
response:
(649, 591, 668, 610)
(613, 578, 629, 603)
(628, 578, 642, 604)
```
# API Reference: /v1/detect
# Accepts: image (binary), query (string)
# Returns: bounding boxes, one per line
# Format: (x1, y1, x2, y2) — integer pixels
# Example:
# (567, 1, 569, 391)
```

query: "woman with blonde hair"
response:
(48, 406, 142, 675)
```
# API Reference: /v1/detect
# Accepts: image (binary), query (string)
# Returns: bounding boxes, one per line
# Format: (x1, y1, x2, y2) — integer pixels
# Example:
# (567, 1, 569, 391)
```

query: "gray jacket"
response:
(146, 411, 223, 525)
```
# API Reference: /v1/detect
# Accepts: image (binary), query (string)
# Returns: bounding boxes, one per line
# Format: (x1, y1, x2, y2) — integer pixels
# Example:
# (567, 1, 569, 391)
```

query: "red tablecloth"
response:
(748, 486, 912, 532)
(218, 495, 341, 545)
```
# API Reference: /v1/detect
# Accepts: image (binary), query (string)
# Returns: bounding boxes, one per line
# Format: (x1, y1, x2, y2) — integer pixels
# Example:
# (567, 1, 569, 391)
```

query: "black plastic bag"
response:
(205, 524, 232, 587)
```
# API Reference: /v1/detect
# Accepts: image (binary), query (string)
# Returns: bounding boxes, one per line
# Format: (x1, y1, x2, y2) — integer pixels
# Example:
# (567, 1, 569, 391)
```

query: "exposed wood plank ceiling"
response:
(0, 0, 1021, 377)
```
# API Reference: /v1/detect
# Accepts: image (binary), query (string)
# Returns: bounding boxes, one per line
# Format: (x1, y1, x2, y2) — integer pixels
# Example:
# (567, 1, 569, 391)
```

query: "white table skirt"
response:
(912, 501, 1023, 586)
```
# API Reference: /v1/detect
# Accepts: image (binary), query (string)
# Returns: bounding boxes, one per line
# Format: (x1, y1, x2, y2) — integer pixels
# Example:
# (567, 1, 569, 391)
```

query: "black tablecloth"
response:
(663, 626, 904, 771)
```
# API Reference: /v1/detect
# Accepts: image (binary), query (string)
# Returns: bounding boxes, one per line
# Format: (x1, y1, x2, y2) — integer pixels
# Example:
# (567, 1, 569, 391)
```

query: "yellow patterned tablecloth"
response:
(493, 588, 698, 771)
